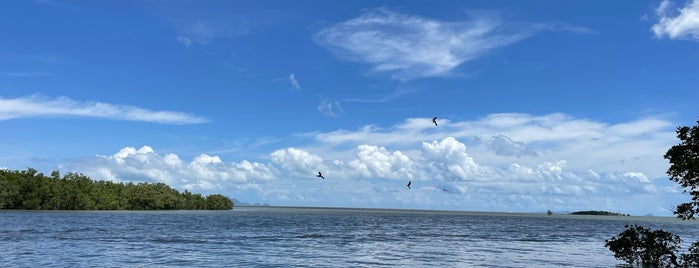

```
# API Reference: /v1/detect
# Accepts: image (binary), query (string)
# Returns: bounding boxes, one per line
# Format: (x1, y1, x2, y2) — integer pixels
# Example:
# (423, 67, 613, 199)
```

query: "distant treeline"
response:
(0, 168, 233, 210)
(570, 210, 629, 216)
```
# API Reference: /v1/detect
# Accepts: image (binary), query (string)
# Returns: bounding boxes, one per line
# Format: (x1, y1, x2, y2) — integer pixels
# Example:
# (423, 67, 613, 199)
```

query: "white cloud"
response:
(422, 137, 480, 180)
(347, 145, 416, 180)
(343, 88, 415, 103)
(488, 135, 538, 157)
(288, 73, 301, 90)
(65, 113, 683, 215)
(224, 62, 247, 73)
(606, 172, 657, 194)
(177, 36, 192, 46)
(0, 94, 207, 124)
(76, 146, 273, 191)
(314, 114, 674, 178)
(652, 0, 699, 40)
(270, 147, 324, 177)
(173, 19, 249, 45)
(3, 71, 57, 77)
(317, 97, 343, 117)
(314, 8, 538, 80)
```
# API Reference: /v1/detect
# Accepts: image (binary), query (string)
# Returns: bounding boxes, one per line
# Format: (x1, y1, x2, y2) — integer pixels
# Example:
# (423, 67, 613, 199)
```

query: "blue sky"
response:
(2, 0, 698, 215)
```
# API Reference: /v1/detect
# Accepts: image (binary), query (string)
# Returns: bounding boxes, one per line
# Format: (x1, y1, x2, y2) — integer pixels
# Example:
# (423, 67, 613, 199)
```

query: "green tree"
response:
(664, 120, 699, 220)
(0, 168, 234, 211)
(205, 194, 234, 210)
(605, 225, 681, 267)
(606, 119, 699, 267)
(182, 189, 206, 210)
(0, 175, 20, 209)
(681, 242, 699, 267)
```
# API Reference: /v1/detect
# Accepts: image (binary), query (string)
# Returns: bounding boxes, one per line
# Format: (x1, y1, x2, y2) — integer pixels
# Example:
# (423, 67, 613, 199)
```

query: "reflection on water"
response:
(1, 207, 698, 267)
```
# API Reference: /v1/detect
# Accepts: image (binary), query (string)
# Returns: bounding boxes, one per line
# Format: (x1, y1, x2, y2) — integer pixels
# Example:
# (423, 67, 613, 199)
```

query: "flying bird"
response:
(316, 172, 325, 180)
(432, 117, 438, 126)
(406, 181, 411, 189)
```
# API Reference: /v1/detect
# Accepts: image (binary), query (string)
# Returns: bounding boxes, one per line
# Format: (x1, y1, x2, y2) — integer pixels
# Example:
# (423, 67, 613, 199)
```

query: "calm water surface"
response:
(2, 206, 699, 267)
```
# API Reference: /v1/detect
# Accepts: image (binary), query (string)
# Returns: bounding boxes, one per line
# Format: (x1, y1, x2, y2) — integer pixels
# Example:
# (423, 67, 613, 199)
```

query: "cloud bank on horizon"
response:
(67, 113, 682, 215)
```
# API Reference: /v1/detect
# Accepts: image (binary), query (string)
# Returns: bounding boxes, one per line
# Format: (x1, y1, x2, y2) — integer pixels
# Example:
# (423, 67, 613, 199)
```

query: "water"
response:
(2, 207, 699, 267)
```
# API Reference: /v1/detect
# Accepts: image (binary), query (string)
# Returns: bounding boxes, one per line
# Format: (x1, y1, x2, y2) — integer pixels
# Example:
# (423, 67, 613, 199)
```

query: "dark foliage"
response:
(664, 120, 699, 220)
(570, 210, 628, 216)
(681, 241, 699, 267)
(605, 224, 681, 267)
(607, 118, 699, 267)
(0, 168, 234, 210)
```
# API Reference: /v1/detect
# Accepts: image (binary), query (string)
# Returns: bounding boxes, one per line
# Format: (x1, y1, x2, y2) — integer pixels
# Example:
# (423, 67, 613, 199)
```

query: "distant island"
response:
(570, 210, 629, 216)
(232, 198, 270, 206)
(0, 168, 234, 210)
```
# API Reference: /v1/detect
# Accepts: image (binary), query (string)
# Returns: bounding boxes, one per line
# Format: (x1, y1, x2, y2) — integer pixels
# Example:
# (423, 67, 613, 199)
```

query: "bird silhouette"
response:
(407, 181, 411, 189)
(316, 172, 325, 180)
(432, 117, 438, 126)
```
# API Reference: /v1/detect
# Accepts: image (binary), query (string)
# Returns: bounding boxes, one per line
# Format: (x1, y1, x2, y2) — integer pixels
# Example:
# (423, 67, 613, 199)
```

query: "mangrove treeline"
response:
(0, 168, 233, 210)
(570, 210, 629, 216)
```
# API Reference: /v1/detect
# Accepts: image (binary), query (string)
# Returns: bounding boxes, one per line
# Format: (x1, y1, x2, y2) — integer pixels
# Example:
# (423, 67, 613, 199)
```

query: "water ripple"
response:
(1, 209, 698, 267)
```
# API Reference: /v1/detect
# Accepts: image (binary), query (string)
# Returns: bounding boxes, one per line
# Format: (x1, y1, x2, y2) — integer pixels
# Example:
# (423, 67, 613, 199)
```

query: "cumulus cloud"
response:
(422, 137, 480, 180)
(347, 145, 416, 179)
(606, 172, 657, 194)
(76, 146, 273, 191)
(270, 147, 324, 177)
(315, 114, 674, 177)
(314, 8, 538, 79)
(288, 73, 301, 90)
(488, 135, 538, 157)
(0, 94, 207, 124)
(65, 113, 680, 215)
(508, 162, 574, 183)
(652, 0, 699, 41)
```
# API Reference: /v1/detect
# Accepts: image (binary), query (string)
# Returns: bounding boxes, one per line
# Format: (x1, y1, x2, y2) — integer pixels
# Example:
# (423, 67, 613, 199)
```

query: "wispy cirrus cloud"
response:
(288, 73, 301, 90)
(317, 97, 343, 117)
(173, 18, 250, 46)
(314, 8, 539, 80)
(183, 20, 249, 45)
(343, 88, 416, 103)
(0, 94, 207, 124)
(161, 4, 290, 46)
(3, 71, 57, 77)
(652, 0, 699, 41)
(177, 36, 192, 47)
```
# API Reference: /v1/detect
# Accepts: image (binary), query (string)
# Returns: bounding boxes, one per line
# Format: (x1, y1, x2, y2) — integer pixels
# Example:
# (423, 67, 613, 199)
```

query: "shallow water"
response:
(2, 207, 698, 267)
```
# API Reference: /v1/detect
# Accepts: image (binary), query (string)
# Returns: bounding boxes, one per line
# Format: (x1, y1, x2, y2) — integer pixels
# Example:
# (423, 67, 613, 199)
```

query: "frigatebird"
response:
(407, 181, 411, 189)
(316, 172, 325, 180)
(432, 117, 438, 126)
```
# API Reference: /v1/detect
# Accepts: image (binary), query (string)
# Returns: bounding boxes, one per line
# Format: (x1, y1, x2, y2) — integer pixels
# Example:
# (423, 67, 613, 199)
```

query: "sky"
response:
(1, 0, 698, 215)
